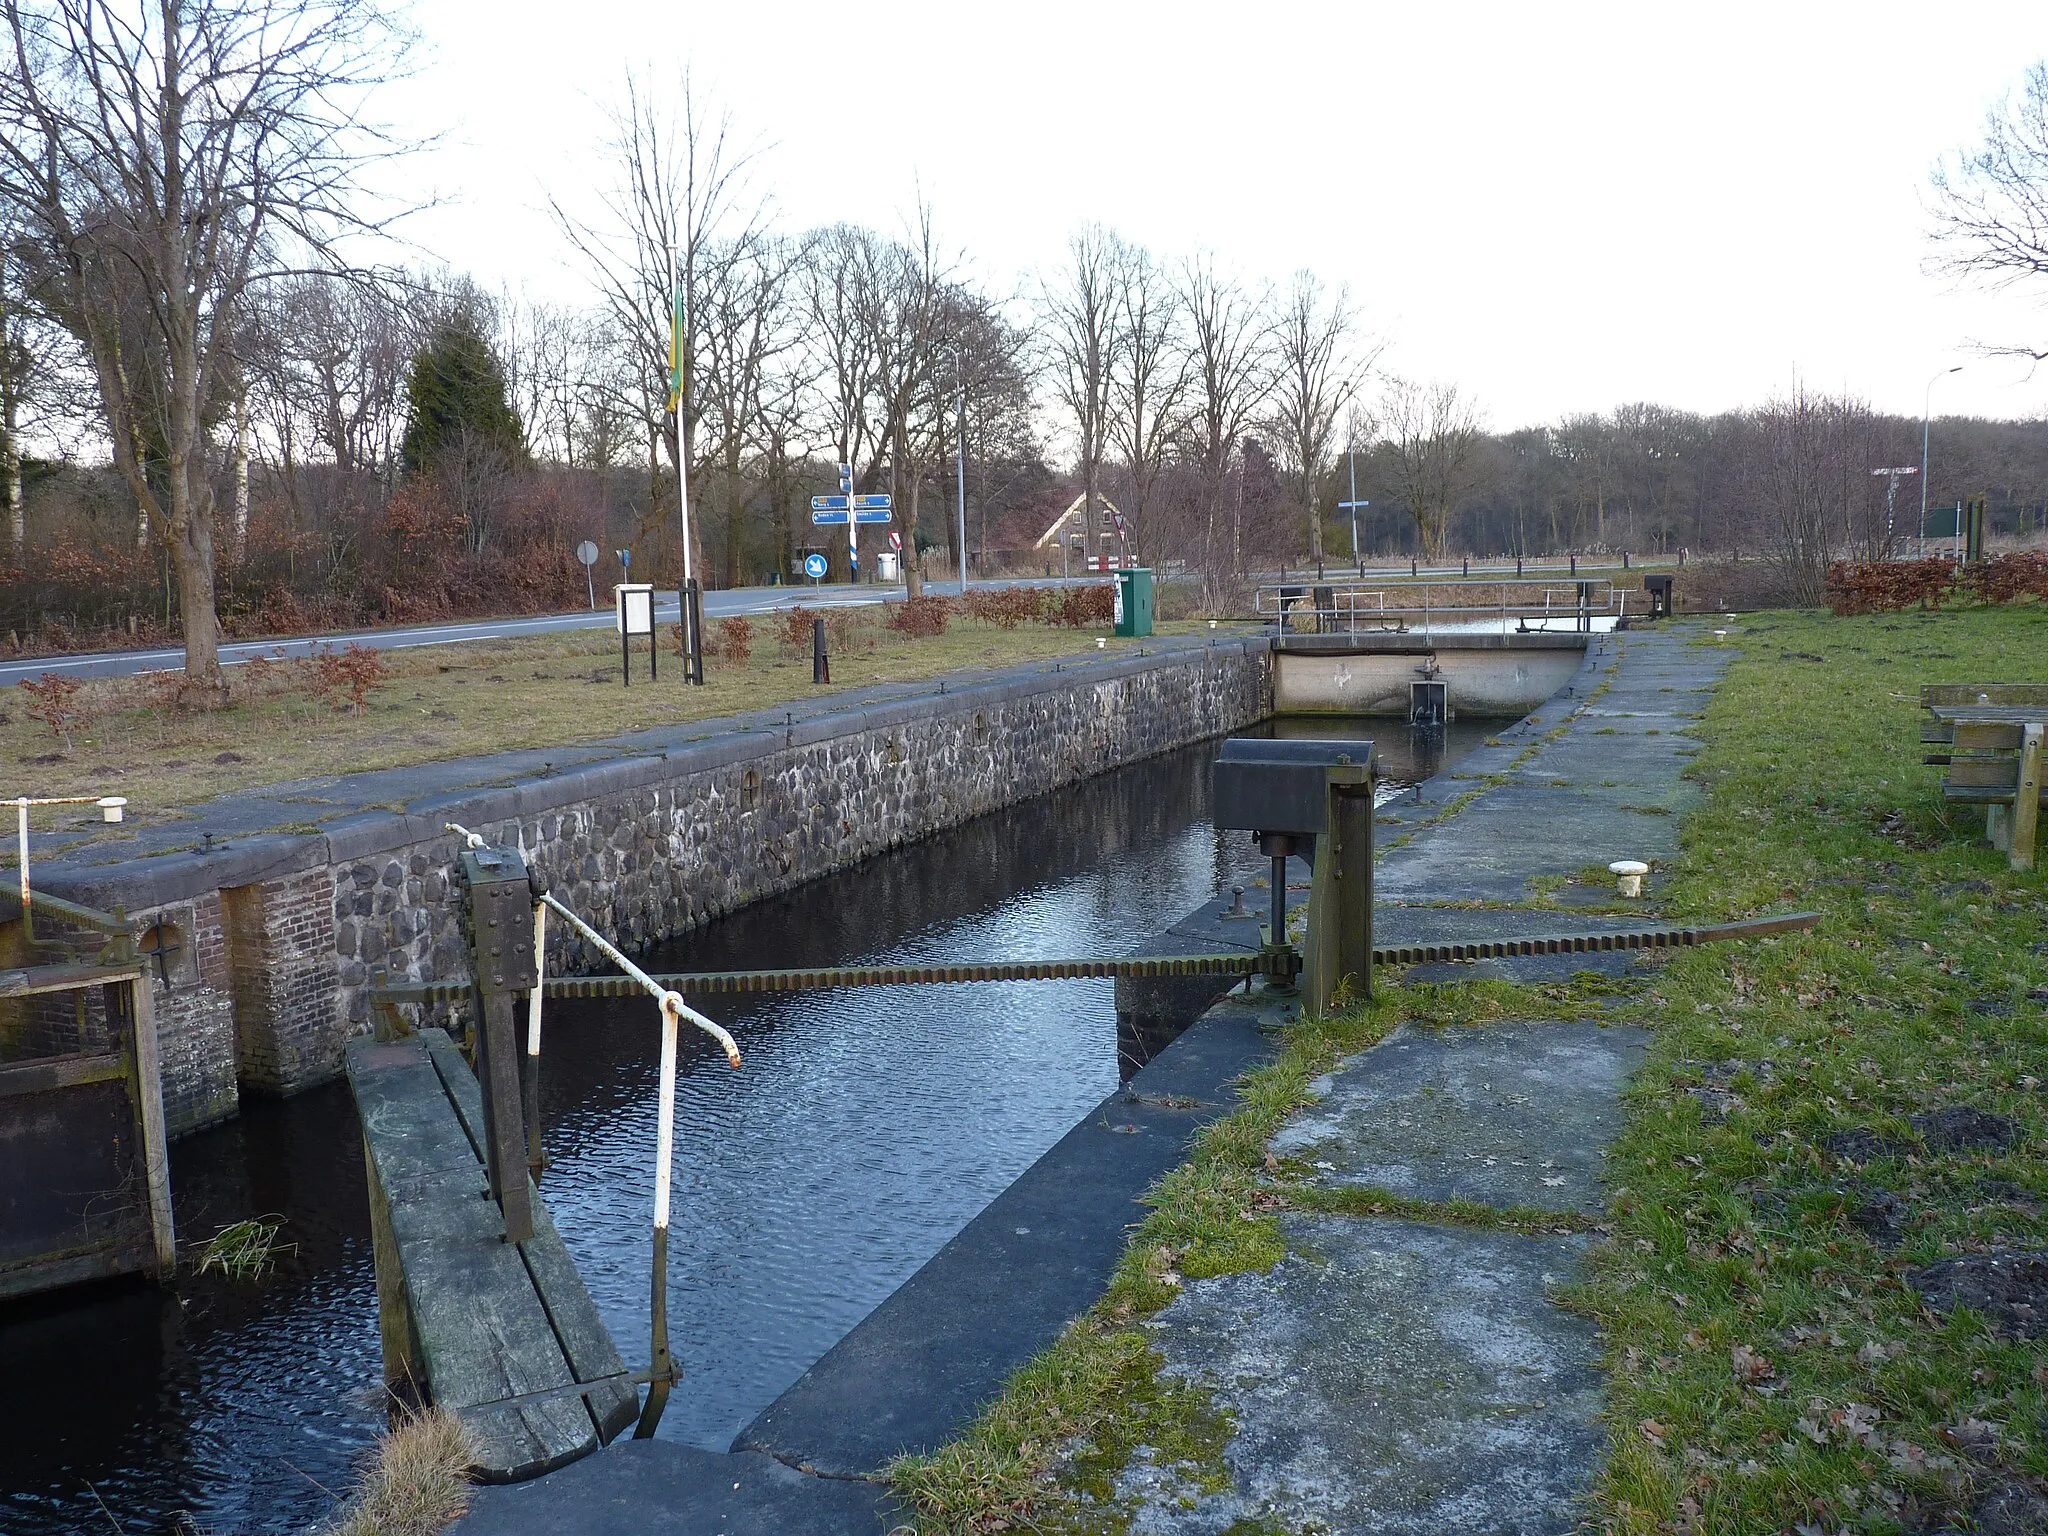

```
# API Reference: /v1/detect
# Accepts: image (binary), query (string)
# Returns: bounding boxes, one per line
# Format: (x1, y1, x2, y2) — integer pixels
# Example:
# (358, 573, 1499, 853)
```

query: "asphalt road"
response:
(0, 577, 1080, 686)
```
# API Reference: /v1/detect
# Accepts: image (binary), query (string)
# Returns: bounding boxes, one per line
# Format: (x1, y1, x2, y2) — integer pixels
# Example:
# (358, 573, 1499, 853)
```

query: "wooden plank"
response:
(422, 1029, 638, 1443)
(0, 1241, 148, 1301)
(1954, 720, 2026, 752)
(0, 1051, 127, 1099)
(0, 963, 142, 999)
(1929, 705, 2048, 725)
(2013, 724, 2043, 873)
(1941, 783, 2048, 805)
(1922, 683, 2048, 708)
(346, 1036, 597, 1481)
(1948, 758, 2022, 789)
(126, 976, 176, 1279)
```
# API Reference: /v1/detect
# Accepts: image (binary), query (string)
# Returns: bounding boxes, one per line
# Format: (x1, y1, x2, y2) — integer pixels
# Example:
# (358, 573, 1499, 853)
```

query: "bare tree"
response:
(1268, 270, 1374, 576)
(1931, 61, 2048, 358)
(1177, 256, 1269, 599)
(1042, 224, 1119, 563)
(864, 204, 957, 599)
(0, 0, 412, 693)
(1104, 235, 1186, 564)
(802, 222, 885, 581)
(694, 232, 802, 586)
(551, 70, 762, 581)
(1378, 378, 1486, 562)
(1739, 386, 1876, 603)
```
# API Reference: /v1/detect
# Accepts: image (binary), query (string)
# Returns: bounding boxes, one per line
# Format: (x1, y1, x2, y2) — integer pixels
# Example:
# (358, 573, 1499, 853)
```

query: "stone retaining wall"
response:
(41, 641, 1269, 1136)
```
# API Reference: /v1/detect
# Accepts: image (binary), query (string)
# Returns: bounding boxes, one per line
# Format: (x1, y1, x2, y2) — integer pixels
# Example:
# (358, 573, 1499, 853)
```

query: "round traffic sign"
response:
(804, 552, 828, 580)
(575, 540, 599, 566)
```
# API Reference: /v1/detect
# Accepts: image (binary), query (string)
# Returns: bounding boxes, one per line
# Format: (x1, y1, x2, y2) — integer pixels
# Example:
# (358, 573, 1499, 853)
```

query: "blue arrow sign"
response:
(851, 493, 891, 509)
(812, 508, 849, 525)
(803, 552, 828, 579)
(852, 491, 892, 524)
(812, 494, 849, 510)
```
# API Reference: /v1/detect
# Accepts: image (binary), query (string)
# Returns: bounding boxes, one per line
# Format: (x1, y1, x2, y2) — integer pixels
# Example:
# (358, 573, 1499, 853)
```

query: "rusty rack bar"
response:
(369, 912, 1818, 1007)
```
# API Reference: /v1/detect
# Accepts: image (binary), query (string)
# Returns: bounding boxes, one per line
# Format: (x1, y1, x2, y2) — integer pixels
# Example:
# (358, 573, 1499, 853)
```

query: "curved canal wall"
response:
(28, 639, 1271, 1136)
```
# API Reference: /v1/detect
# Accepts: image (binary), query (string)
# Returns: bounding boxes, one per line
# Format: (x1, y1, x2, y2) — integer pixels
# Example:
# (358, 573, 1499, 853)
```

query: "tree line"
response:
(0, 3, 2044, 685)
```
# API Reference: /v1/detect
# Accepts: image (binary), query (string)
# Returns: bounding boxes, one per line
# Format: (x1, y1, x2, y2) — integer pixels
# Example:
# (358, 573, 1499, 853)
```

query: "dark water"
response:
(0, 721, 1486, 1535)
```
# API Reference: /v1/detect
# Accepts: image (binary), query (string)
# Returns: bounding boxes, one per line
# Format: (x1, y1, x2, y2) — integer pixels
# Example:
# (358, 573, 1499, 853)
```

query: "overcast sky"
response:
(384, 1, 2048, 431)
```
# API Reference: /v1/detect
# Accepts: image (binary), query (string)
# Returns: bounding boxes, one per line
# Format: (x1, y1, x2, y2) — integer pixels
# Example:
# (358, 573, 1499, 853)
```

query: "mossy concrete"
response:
(1123, 1216, 1601, 1536)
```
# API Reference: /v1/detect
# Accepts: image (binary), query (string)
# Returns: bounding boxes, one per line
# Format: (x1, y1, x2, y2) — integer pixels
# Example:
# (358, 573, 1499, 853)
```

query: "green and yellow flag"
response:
(667, 276, 684, 414)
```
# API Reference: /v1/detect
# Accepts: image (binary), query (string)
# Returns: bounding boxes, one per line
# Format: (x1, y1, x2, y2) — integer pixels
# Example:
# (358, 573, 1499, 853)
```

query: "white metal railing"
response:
(1257, 577, 1626, 638)
(443, 820, 740, 1437)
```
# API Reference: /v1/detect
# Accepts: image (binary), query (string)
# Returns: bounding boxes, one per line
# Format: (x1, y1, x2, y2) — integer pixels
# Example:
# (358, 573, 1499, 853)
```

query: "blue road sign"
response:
(838, 463, 853, 494)
(851, 494, 891, 509)
(811, 493, 850, 525)
(803, 552, 828, 580)
(1337, 499, 1370, 510)
(852, 491, 892, 525)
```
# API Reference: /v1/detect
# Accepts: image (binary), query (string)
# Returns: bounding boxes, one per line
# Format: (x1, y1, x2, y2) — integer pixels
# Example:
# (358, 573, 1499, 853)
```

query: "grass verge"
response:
(0, 613, 1235, 835)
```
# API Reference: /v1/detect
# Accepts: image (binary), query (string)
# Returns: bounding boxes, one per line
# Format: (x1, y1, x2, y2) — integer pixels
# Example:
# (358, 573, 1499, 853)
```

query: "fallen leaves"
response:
(1729, 1342, 1775, 1385)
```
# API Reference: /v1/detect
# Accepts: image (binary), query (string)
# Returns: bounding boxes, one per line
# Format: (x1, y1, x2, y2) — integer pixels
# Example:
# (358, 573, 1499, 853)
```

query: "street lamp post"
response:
(1920, 366, 1962, 556)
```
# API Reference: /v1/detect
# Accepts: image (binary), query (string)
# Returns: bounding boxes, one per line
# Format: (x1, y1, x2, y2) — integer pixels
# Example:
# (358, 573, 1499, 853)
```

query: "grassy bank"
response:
(1585, 604, 2047, 1533)
(0, 611, 1231, 834)
(892, 604, 2047, 1534)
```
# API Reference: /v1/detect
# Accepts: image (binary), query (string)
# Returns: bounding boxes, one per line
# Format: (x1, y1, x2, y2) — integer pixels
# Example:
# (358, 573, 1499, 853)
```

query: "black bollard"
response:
(812, 615, 829, 684)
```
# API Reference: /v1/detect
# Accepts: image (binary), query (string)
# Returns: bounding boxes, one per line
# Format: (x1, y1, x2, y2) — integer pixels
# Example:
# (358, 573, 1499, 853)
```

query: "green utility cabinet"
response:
(1113, 567, 1154, 637)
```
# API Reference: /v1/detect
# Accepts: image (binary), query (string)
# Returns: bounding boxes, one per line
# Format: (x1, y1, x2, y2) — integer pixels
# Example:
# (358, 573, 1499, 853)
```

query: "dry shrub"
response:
(1046, 584, 1115, 627)
(885, 595, 951, 638)
(1823, 559, 1957, 616)
(1964, 551, 2048, 605)
(322, 1404, 474, 1536)
(308, 643, 393, 715)
(17, 672, 93, 751)
(713, 616, 753, 665)
(777, 604, 819, 652)
(963, 587, 1045, 628)
(826, 607, 870, 655)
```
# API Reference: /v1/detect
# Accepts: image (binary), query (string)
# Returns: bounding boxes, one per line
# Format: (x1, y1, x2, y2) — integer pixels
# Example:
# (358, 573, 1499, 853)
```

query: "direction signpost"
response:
(810, 462, 892, 581)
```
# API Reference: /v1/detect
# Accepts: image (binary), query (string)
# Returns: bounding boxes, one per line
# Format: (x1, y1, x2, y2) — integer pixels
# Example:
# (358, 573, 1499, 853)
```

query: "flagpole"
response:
(669, 252, 702, 684)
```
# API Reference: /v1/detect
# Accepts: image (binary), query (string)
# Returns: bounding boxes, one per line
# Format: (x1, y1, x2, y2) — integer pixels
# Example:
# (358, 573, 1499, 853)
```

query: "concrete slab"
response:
(454, 1442, 900, 1535)
(1270, 1018, 1648, 1214)
(1376, 781, 1689, 904)
(1109, 1215, 1602, 1536)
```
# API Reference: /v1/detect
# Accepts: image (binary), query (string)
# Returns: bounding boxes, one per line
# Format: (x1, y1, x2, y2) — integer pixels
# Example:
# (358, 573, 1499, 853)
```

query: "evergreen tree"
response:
(400, 313, 525, 474)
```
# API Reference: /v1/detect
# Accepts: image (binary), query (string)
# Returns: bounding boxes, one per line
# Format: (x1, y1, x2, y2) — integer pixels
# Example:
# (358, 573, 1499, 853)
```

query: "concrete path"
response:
(1095, 623, 1721, 1534)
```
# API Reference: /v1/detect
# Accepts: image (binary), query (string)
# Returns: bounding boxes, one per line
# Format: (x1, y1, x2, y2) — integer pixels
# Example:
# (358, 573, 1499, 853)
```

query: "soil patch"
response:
(1910, 1249, 2048, 1338)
